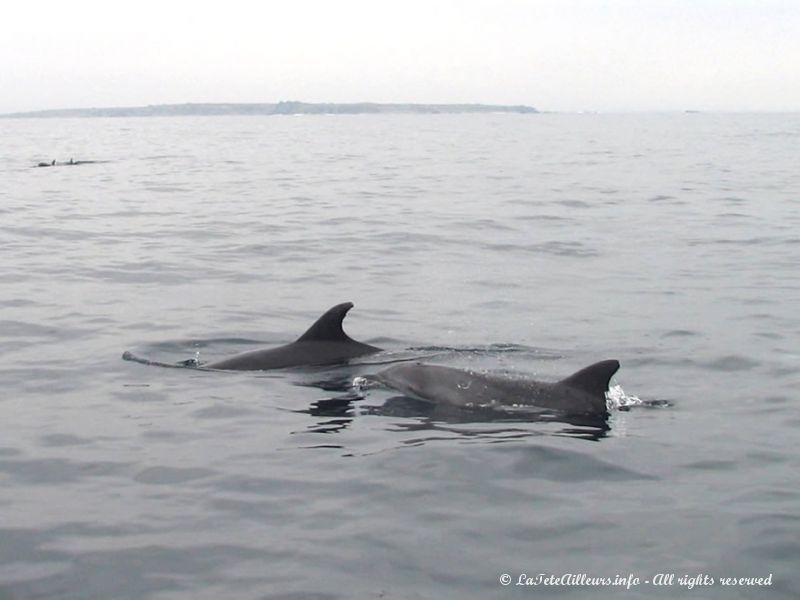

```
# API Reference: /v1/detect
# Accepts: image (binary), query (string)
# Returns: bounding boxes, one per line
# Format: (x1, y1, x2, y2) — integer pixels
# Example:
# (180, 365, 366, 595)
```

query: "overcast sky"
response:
(1, 0, 797, 113)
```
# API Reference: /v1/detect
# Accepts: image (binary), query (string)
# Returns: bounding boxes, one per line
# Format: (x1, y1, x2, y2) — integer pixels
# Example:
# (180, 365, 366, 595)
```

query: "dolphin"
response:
(202, 302, 380, 370)
(34, 159, 102, 168)
(65, 159, 100, 165)
(372, 359, 620, 417)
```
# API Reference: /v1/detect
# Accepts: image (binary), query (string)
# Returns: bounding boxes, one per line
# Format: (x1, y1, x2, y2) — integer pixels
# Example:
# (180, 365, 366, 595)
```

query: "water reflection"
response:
(297, 395, 611, 441)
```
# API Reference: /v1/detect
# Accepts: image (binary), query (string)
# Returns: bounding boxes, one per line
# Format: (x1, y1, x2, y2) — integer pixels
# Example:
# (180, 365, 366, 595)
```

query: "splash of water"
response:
(179, 351, 201, 367)
(605, 384, 643, 410)
(351, 376, 376, 393)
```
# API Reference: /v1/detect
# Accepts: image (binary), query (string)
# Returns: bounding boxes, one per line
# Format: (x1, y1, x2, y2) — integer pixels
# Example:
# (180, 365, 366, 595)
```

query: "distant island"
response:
(1, 101, 538, 119)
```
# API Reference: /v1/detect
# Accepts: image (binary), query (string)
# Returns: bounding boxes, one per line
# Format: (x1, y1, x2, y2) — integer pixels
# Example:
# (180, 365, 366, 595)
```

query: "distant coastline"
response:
(1, 101, 538, 119)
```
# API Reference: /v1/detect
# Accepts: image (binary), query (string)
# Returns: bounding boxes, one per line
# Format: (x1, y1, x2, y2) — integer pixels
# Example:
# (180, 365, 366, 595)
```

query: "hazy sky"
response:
(2, 0, 798, 113)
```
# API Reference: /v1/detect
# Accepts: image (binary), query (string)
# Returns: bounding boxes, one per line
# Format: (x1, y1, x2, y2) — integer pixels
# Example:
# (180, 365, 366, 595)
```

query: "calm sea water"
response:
(1, 113, 798, 599)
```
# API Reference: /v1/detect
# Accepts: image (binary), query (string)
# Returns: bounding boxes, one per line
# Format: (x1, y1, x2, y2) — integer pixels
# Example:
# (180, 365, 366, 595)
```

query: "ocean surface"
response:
(1, 113, 798, 599)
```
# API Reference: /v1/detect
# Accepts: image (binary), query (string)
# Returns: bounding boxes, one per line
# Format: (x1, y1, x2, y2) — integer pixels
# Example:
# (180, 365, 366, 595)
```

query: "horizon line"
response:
(2, 101, 799, 118)
(0, 100, 539, 118)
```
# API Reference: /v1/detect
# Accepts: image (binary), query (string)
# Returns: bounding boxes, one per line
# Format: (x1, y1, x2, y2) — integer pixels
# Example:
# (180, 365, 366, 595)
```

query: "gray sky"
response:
(2, 0, 798, 113)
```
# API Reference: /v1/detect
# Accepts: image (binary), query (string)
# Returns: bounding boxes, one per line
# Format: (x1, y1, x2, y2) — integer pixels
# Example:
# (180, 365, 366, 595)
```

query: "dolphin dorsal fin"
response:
(557, 359, 620, 397)
(295, 302, 355, 342)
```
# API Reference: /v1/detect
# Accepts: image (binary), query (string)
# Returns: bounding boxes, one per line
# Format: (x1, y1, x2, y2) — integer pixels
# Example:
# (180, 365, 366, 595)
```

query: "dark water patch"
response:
(452, 218, 517, 232)
(515, 213, 573, 223)
(482, 240, 599, 257)
(0, 224, 108, 242)
(139, 184, 193, 193)
(119, 321, 175, 332)
(0, 368, 90, 395)
(0, 320, 60, 338)
(0, 298, 38, 308)
(365, 230, 445, 249)
(682, 459, 737, 471)
(734, 513, 800, 575)
(687, 236, 776, 247)
(0, 541, 277, 600)
(733, 486, 800, 505)
(739, 512, 800, 530)
(39, 434, 93, 447)
(210, 474, 291, 496)
(468, 276, 525, 290)
(112, 388, 172, 403)
(0, 458, 127, 484)
(742, 540, 800, 563)
(744, 450, 789, 465)
(81, 315, 118, 326)
(78, 264, 198, 285)
(661, 329, 699, 338)
(216, 240, 299, 256)
(498, 445, 655, 482)
(133, 466, 216, 485)
(138, 429, 211, 442)
(191, 404, 260, 419)
(553, 199, 592, 208)
(0, 527, 72, 578)
(768, 365, 800, 378)
(95, 209, 184, 218)
(207, 497, 298, 524)
(178, 225, 244, 241)
(318, 215, 356, 227)
(0, 560, 70, 590)
(763, 395, 791, 405)
(716, 195, 748, 205)
(717, 211, 752, 219)
(703, 355, 761, 372)
(470, 296, 518, 308)
(753, 331, 784, 340)
(270, 594, 339, 600)
(623, 355, 695, 369)
(737, 296, 783, 307)
(507, 518, 616, 545)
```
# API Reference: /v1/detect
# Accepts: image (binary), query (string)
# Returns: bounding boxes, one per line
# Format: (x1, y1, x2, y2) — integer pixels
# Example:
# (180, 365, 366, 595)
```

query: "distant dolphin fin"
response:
(295, 302, 356, 342)
(557, 359, 620, 397)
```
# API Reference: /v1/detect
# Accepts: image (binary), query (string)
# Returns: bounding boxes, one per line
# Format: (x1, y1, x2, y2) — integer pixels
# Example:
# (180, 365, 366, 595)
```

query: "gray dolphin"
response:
(204, 302, 380, 370)
(372, 359, 620, 416)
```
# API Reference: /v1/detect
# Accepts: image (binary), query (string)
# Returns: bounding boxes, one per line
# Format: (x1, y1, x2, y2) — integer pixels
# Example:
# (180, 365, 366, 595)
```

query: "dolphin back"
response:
(204, 302, 380, 370)
(375, 361, 620, 417)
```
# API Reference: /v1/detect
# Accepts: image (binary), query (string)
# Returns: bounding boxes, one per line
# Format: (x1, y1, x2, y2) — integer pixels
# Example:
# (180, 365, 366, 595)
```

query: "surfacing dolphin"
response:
(372, 359, 620, 417)
(205, 302, 380, 370)
(34, 159, 105, 168)
(122, 302, 380, 371)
